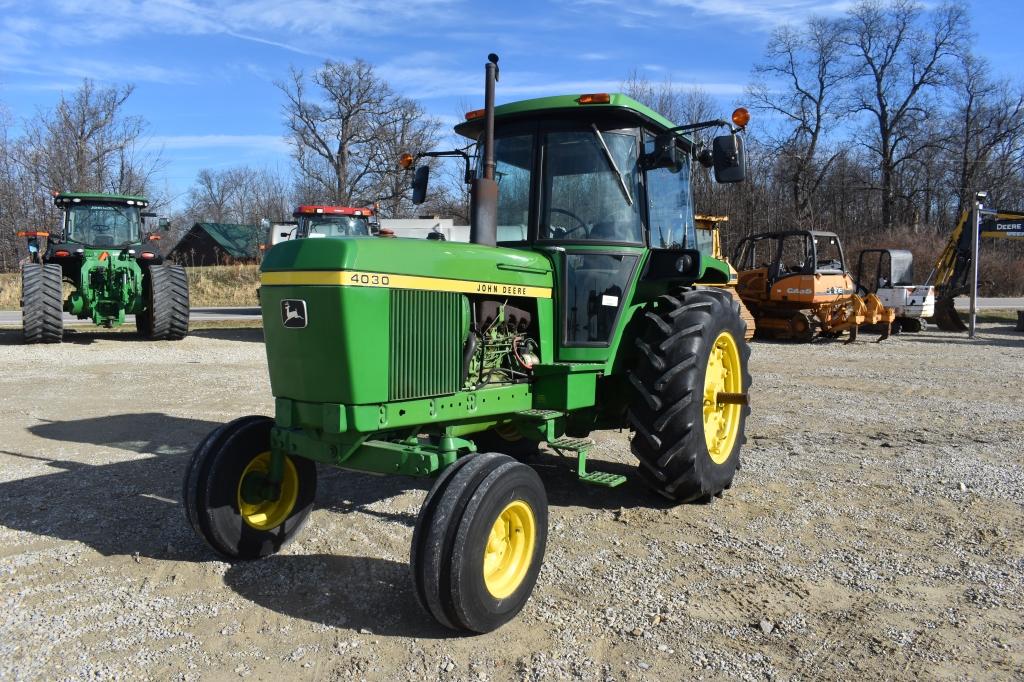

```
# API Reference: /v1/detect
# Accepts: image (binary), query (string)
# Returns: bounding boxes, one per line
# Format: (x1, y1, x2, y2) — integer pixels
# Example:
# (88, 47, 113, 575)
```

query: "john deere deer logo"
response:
(281, 299, 307, 328)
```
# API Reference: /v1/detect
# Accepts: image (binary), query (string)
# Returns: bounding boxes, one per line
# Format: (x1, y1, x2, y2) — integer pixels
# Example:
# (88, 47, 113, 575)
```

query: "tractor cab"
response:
(733, 230, 850, 302)
(410, 92, 748, 357)
(62, 197, 143, 248)
(42, 193, 163, 265)
(292, 205, 375, 239)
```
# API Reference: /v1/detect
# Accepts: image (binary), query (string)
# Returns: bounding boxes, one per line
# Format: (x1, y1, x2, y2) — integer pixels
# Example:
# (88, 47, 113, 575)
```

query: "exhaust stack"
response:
(469, 54, 499, 248)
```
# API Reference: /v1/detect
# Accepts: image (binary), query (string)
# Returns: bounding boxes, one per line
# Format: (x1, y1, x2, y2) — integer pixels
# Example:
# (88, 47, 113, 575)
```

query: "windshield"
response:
(297, 215, 371, 238)
(65, 204, 141, 247)
(813, 235, 844, 273)
(541, 128, 643, 243)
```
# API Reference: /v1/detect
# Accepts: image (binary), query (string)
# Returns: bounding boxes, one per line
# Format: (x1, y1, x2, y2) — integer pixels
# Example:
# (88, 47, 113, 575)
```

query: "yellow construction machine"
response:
(695, 214, 756, 340)
(733, 230, 895, 342)
(930, 208, 1024, 331)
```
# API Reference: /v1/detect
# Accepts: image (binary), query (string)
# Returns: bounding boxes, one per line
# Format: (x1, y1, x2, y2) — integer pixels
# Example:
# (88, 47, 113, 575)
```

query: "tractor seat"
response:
(92, 235, 114, 247)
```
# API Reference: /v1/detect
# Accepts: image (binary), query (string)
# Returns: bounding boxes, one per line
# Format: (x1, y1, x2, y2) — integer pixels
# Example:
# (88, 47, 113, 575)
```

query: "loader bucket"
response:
(931, 296, 968, 331)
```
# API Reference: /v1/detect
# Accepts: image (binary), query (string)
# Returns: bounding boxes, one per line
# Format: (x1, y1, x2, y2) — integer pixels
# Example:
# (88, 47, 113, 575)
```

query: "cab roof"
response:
(293, 205, 374, 216)
(54, 192, 149, 206)
(454, 93, 687, 140)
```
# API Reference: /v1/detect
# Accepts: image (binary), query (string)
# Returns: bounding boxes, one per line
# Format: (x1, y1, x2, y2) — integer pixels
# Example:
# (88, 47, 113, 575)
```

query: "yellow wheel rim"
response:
(493, 422, 523, 442)
(702, 331, 743, 465)
(483, 500, 536, 599)
(236, 452, 300, 531)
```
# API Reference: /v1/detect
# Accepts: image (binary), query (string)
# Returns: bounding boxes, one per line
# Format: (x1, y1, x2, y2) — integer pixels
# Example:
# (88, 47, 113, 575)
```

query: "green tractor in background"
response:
(19, 192, 189, 343)
(184, 55, 753, 633)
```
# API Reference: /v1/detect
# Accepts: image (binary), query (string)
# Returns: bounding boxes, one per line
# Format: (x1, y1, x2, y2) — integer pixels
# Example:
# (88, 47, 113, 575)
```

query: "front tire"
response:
(628, 288, 751, 503)
(412, 453, 548, 633)
(182, 415, 317, 560)
(21, 263, 63, 344)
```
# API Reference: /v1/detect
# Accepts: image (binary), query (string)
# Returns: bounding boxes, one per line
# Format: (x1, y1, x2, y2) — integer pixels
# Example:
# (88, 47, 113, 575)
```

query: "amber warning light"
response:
(578, 93, 611, 105)
(399, 152, 415, 169)
(732, 107, 750, 129)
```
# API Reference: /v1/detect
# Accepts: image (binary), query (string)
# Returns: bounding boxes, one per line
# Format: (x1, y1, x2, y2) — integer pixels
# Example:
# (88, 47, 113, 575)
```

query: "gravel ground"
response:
(0, 323, 1021, 680)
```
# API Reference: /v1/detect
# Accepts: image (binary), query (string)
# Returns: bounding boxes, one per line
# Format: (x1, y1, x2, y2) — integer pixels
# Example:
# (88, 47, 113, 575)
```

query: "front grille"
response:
(389, 289, 463, 401)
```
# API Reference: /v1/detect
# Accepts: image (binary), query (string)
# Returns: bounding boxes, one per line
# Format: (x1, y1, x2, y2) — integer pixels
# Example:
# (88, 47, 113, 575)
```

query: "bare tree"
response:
(182, 166, 291, 226)
(749, 17, 851, 226)
(18, 80, 159, 196)
(278, 59, 439, 214)
(844, 0, 967, 230)
(945, 53, 1024, 211)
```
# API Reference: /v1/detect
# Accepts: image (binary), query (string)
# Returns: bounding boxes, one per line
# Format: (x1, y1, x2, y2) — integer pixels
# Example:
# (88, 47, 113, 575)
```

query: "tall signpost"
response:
(969, 191, 987, 339)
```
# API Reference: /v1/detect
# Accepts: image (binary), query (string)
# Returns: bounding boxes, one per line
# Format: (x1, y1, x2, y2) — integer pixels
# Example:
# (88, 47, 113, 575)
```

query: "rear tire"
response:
(182, 415, 317, 560)
(412, 452, 548, 633)
(144, 264, 189, 340)
(628, 288, 751, 503)
(21, 263, 63, 344)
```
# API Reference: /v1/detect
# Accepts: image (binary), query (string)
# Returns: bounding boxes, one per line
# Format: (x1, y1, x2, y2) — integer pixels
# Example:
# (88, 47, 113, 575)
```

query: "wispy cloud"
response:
(653, 0, 852, 28)
(148, 134, 291, 154)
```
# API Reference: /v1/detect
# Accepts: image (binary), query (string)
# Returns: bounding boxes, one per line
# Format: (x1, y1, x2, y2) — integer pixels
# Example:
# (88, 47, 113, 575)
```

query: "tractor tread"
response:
(21, 263, 63, 344)
(145, 264, 190, 340)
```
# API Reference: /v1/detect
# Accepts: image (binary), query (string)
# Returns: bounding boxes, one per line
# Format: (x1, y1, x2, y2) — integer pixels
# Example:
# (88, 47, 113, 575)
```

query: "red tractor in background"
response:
(264, 205, 381, 249)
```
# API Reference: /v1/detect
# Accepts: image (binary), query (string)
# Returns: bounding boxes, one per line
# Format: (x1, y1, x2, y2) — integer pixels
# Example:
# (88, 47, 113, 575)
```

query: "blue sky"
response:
(1, 0, 1022, 208)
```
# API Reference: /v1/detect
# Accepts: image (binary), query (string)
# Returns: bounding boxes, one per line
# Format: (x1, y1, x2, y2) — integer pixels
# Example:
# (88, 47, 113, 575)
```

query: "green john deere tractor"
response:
(184, 55, 752, 633)
(19, 192, 189, 343)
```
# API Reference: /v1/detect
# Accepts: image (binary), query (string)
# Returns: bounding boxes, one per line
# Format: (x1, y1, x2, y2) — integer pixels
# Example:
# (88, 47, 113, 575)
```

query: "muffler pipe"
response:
(470, 54, 499, 248)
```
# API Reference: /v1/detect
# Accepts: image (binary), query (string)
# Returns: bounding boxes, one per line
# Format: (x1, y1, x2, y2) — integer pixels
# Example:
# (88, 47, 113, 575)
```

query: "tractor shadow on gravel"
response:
(0, 327, 153, 345)
(223, 553, 452, 639)
(0, 325, 265, 345)
(188, 326, 264, 343)
(221, 450, 668, 640)
(0, 413, 227, 561)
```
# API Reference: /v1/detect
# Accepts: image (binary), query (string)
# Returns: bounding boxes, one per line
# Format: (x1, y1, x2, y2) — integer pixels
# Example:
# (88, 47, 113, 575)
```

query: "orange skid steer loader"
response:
(733, 230, 895, 342)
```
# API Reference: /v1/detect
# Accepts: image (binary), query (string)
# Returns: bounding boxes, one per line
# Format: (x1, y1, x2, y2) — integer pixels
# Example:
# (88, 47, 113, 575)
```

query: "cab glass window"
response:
(645, 148, 695, 249)
(480, 133, 534, 242)
(66, 204, 141, 247)
(540, 128, 643, 243)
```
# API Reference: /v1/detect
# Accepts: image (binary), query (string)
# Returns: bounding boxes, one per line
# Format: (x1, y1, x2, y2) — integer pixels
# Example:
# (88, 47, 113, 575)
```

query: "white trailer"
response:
(378, 217, 470, 242)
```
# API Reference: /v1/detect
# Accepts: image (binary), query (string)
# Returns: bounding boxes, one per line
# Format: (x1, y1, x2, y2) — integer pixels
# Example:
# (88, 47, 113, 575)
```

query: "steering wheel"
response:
(549, 208, 588, 238)
(90, 224, 111, 232)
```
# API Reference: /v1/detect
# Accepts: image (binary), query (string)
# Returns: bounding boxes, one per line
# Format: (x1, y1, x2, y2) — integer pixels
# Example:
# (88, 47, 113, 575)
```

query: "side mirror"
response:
(412, 165, 430, 205)
(641, 133, 681, 171)
(158, 217, 170, 231)
(712, 134, 745, 183)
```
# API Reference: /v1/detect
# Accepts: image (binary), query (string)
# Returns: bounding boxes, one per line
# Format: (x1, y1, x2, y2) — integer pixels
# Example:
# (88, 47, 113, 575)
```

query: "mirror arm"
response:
(414, 148, 474, 183)
(668, 119, 745, 137)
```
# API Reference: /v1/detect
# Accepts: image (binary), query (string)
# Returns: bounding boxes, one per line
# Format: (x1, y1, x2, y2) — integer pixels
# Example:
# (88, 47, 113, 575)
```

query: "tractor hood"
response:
(258, 237, 553, 408)
(260, 237, 553, 291)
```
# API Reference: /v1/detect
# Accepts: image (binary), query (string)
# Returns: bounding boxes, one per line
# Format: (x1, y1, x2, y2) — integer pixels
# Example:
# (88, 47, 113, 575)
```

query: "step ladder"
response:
(548, 437, 626, 488)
